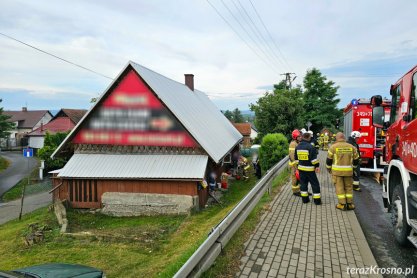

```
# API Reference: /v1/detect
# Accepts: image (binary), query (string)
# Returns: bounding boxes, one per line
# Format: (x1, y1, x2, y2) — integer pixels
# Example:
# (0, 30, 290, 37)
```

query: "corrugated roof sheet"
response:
(58, 154, 208, 179)
(131, 62, 242, 163)
(52, 61, 242, 162)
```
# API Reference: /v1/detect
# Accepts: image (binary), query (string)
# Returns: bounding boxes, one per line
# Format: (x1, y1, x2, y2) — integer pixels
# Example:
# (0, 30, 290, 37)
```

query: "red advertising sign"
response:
(73, 69, 197, 147)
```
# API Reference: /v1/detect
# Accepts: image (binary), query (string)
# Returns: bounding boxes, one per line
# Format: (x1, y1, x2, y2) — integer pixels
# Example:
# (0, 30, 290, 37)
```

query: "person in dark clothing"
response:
(347, 131, 362, 192)
(294, 132, 321, 205)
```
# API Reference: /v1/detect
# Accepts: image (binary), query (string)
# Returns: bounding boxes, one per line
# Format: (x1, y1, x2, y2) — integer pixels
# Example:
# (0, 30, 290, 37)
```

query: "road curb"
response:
(347, 211, 383, 277)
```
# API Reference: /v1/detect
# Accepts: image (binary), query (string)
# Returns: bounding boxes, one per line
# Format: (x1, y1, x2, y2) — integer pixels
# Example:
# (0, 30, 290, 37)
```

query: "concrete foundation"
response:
(101, 192, 195, 216)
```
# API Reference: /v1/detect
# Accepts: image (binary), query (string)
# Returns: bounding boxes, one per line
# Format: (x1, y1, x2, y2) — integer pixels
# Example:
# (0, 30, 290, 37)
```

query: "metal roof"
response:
(131, 62, 242, 163)
(58, 154, 208, 180)
(52, 61, 242, 162)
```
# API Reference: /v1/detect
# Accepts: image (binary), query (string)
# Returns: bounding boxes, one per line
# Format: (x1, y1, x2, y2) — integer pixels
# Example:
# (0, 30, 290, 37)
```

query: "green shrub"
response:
(259, 133, 288, 171)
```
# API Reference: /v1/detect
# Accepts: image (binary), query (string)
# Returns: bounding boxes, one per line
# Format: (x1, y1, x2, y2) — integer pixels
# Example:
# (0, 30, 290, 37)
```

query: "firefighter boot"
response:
(353, 185, 362, 192)
(336, 203, 347, 211)
(293, 192, 301, 197)
(347, 203, 355, 210)
(313, 198, 321, 205)
(302, 196, 310, 204)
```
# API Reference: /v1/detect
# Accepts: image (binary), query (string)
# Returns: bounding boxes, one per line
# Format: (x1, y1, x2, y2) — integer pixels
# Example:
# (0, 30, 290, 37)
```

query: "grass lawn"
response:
(0, 167, 289, 278)
(2, 159, 41, 202)
(0, 156, 10, 173)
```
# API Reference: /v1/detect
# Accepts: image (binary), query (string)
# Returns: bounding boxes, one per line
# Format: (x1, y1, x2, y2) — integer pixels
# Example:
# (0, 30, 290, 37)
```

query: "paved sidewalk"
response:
(237, 151, 380, 278)
(0, 191, 51, 225)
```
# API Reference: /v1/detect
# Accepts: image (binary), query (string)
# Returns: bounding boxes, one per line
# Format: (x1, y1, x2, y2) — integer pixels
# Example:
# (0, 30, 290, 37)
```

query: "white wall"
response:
(29, 136, 45, 149)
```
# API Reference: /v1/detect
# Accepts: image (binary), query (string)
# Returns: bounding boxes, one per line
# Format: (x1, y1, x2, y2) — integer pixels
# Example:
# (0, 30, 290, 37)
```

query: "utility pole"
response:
(280, 73, 296, 89)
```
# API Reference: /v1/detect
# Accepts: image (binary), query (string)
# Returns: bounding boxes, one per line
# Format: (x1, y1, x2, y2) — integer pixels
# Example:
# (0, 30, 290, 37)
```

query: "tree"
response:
(259, 133, 288, 171)
(37, 132, 69, 171)
(302, 68, 342, 133)
(0, 99, 15, 139)
(232, 108, 244, 123)
(250, 85, 305, 141)
(223, 110, 233, 121)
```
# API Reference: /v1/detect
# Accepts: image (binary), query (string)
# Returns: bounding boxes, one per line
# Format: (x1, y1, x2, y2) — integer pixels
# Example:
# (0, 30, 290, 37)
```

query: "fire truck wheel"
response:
(391, 184, 411, 246)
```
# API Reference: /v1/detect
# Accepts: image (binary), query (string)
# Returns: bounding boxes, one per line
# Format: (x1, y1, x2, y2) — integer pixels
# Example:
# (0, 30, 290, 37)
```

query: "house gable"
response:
(72, 68, 198, 148)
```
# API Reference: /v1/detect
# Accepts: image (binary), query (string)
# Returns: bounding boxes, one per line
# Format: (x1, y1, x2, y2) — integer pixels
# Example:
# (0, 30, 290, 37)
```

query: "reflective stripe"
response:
(336, 147, 353, 154)
(311, 159, 319, 165)
(313, 193, 321, 199)
(289, 148, 295, 151)
(353, 181, 360, 185)
(289, 161, 296, 166)
(337, 194, 346, 199)
(298, 165, 315, 171)
(297, 150, 309, 154)
(301, 191, 308, 197)
(292, 185, 300, 189)
(326, 165, 331, 169)
(328, 151, 333, 156)
(332, 165, 353, 171)
(345, 194, 353, 198)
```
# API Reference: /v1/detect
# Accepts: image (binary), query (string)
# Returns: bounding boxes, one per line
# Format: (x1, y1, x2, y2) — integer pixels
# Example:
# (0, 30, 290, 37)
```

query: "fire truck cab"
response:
(343, 98, 390, 173)
(372, 65, 417, 248)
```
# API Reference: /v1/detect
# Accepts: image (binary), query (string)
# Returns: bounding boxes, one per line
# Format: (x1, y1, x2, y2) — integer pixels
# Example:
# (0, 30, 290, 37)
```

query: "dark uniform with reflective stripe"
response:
(289, 140, 301, 194)
(295, 139, 321, 204)
(326, 139, 360, 208)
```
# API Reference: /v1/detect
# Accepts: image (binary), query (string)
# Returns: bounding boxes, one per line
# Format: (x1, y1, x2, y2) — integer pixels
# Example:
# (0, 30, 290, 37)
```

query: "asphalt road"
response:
(354, 174, 417, 277)
(0, 151, 38, 198)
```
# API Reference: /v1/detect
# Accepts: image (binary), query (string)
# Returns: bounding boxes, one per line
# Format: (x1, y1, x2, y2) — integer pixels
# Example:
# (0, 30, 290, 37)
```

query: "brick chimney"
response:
(40, 122, 44, 131)
(22, 107, 27, 112)
(184, 74, 194, 91)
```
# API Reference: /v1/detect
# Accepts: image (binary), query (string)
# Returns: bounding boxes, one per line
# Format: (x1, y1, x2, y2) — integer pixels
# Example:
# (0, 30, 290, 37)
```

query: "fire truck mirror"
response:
(371, 95, 383, 106)
(372, 106, 384, 127)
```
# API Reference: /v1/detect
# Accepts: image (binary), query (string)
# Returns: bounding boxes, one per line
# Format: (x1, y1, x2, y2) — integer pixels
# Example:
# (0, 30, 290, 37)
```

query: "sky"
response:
(1, 0, 417, 113)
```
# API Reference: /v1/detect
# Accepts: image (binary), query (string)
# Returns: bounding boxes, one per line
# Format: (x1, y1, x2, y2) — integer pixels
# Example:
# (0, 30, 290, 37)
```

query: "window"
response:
(412, 73, 417, 119)
(389, 85, 401, 124)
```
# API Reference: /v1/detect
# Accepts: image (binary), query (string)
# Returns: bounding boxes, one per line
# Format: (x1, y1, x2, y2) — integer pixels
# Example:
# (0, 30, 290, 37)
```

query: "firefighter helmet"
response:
(351, 131, 361, 138)
(300, 128, 307, 134)
(292, 129, 301, 139)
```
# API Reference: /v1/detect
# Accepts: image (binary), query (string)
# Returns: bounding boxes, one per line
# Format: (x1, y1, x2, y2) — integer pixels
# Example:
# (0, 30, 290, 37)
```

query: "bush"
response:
(37, 132, 69, 171)
(259, 133, 288, 171)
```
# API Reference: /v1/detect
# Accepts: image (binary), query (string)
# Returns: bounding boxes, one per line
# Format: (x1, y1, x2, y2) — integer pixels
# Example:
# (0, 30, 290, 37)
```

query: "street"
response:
(0, 151, 38, 198)
(355, 175, 417, 277)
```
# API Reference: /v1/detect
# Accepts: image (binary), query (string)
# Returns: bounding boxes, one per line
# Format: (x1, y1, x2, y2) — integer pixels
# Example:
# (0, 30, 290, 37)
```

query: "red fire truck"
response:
(343, 98, 390, 172)
(372, 65, 417, 248)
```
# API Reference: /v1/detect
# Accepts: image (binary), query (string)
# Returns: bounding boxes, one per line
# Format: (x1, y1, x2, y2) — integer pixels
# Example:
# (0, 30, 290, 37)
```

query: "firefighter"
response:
(323, 132, 329, 150)
(326, 132, 360, 211)
(315, 133, 321, 150)
(289, 129, 302, 196)
(294, 132, 321, 204)
(348, 131, 362, 191)
(319, 134, 324, 150)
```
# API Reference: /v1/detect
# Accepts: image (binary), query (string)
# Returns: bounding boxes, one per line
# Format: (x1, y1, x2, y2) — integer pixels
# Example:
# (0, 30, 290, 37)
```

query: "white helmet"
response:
(300, 128, 307, 134)
(307, 130, 313, 135)
(351, 131, 361, 138)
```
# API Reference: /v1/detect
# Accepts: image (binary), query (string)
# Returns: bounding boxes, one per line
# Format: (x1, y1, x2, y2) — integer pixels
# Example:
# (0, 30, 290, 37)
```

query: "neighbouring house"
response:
(232, 123, 251, 147)
(27, 109, 87, 149)
(250, 124, 258, 142)
(2, 108, 52, 147)
(50, 61, 242, 215)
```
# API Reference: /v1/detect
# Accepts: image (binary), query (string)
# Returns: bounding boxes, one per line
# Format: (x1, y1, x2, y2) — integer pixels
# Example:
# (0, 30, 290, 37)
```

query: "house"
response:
(27, 109, 87, 149)
(250, 124, 258, 141)
(3, 108, 52, 147)
(232, 123, 251, 147)
(50, 61, 242, 215)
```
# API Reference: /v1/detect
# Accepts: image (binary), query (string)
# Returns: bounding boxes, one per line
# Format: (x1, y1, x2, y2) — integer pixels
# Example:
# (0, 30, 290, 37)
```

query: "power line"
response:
(206, 0, 281, 75)
(0, 32, 113, 80)
(233, 0, 289, 71)
(248, 0, 293, 71)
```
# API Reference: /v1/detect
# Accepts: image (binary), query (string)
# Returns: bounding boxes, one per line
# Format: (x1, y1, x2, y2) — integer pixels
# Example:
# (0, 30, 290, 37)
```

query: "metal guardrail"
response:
(174, 156, 290, 278)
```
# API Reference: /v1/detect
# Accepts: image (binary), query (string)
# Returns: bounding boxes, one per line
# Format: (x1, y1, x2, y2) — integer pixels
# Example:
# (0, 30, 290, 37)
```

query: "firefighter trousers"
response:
(353, 166, 360, 190)
(332, 175, 353, 204)
(290, 166, 300, 193)
(299, 171, 321, 200)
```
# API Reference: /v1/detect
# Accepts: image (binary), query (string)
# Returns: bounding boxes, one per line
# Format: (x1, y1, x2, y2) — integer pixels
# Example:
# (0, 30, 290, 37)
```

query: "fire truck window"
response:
(412, 73, 417, 119)
(390, 85, 401, 123)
